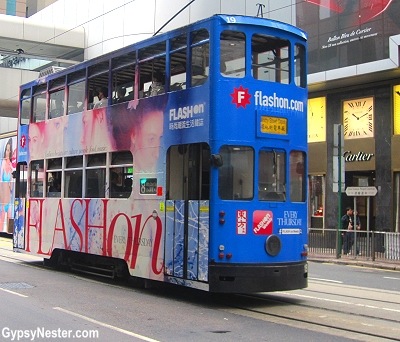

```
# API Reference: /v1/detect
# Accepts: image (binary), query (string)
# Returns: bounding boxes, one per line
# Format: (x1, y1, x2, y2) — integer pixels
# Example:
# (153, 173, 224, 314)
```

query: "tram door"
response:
(13, 162, 28, 249)
(165, 143, 210, 282)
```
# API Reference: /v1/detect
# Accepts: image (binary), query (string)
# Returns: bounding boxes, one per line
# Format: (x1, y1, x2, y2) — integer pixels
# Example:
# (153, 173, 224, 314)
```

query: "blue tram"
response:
(14, 15, 308, 293)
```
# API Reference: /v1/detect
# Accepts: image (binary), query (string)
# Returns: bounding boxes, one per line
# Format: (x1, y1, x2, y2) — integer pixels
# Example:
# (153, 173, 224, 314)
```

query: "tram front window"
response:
(218, 145, 254, 200)
(258, 150, 286, 201)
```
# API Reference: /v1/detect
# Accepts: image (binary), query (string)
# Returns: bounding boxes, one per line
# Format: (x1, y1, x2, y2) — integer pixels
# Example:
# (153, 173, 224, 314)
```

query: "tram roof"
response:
(19, 14, 307, 90)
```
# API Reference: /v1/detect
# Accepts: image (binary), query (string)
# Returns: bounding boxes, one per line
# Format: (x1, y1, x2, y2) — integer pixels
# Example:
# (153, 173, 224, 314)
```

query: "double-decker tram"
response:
(14, 14, 308, 293)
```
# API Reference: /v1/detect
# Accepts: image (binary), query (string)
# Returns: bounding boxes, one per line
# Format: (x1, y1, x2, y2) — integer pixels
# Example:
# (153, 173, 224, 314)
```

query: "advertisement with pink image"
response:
(0, 136, 17, 232)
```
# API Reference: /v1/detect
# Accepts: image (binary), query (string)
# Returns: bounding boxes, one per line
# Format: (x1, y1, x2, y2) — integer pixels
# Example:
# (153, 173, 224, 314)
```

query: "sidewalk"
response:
(309, 253, 400, 271)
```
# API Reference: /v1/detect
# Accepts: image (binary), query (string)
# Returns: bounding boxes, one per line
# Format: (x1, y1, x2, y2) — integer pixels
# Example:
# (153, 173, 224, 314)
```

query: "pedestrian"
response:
(341, 207, 353, 255)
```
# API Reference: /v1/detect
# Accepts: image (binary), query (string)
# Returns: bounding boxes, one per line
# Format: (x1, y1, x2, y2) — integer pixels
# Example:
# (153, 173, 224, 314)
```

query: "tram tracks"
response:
(220, 288, 400, 342)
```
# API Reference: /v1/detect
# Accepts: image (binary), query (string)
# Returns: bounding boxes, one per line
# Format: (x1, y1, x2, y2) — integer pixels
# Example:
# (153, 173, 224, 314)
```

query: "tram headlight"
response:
(264, 235, 281, 256)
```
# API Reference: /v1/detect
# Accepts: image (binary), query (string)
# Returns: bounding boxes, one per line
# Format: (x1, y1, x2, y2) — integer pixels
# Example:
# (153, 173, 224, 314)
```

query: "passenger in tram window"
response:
(148, 72, 165, 97)
(93, 87, 109, 108)
(114, 86, 127, 104)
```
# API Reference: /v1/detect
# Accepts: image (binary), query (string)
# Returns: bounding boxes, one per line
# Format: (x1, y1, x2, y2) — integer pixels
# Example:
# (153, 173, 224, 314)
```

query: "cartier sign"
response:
(343, 151, 374, 162)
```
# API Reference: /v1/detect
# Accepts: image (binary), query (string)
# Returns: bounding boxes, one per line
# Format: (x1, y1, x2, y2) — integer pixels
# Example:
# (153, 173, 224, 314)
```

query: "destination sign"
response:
(261, 116, 287, 135)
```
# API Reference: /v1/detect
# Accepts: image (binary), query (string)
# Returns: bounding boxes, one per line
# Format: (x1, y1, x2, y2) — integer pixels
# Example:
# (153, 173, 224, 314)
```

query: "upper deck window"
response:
(139, 42, 166, 98)
(220, 30, 245, 78)
(20, 88, 31, 126)
(170, 34, 187, 91)
(32, 84, 47, 123)
(191, 29, 209, 87)
(49, 88, 65, 119)
(295, 44, 306, 88)
(88, 60, 110, 109)
(112, 51, 136, 104)
(252, 34, 290, 84)
(68, 81, 85, 114)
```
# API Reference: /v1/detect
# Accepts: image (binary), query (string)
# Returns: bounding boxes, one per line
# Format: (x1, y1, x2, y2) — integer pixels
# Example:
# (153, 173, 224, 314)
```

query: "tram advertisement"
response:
(0, 135, 16, 233)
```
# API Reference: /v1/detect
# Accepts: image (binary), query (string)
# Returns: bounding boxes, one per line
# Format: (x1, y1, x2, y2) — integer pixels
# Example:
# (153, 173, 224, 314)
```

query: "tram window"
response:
(295, 44, 306, 88)
(32, 93, 47, 123)
(21, 98, 31, 126)
(111, 151, 133, 165)
(290, 151, 306, 202)
(49, 88, 65, 119)
(112, 58, 135, 104)
(68, 81, 85, 114)
(258, 150, 286, 202)
(191, 29, 209, 87)
(139, 41, 166, 98)
(170, 34, 187, 91)
(65, 170, 82, 198)
(252, 34, 289, 84)
(140, 58, 166, 98)
(65, 156, 83, 198)
(29, 160, 44, 197)
(85, 153, 106, 198)
(110, 151, 133, 198)
(88, 75, 109, 109)
(220, 30, 245, 78)
(46, 158, 62, 197)
(218, 146, 254, 200)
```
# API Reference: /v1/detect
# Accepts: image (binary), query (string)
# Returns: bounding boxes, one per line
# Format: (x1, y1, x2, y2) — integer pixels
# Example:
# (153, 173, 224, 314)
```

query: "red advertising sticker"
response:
(253, 210, 273, 235)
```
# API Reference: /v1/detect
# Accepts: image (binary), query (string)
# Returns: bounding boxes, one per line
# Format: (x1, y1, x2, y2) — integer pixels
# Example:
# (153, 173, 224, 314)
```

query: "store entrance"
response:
(344, 171, 376, 231)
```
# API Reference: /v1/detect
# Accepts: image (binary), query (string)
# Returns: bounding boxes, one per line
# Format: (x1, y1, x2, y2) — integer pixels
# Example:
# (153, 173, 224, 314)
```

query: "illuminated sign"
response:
(261, 116, 287, 135)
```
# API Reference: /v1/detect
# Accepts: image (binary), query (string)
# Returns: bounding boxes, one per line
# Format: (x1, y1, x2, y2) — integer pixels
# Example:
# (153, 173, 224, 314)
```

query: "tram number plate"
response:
(261, 116, 287, 135)
(140, 178, 157, 194)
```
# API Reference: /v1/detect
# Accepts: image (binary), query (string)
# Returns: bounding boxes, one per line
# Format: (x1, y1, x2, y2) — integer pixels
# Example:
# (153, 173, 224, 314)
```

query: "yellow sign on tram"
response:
(261, 116, 287, 135)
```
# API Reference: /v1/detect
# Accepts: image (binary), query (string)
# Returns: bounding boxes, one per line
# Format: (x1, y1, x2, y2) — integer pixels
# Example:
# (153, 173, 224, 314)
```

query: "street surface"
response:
(1, 237, 399, 341)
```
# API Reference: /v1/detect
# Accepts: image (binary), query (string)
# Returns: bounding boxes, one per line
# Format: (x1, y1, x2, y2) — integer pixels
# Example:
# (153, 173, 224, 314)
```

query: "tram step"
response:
(70, 262, 115, 279)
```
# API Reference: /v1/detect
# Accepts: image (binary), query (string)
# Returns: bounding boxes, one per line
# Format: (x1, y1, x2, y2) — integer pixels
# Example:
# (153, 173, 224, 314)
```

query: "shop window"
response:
(394, 173, 400, 232)
(309, 175, 325, 228)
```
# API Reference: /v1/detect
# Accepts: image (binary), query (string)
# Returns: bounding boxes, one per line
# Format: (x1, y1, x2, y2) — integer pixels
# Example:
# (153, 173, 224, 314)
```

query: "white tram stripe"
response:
(54, 307, 160, 342)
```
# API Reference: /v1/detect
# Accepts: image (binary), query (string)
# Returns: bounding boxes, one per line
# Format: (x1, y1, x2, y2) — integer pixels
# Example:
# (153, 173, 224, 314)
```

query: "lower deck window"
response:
(218, 145, 254, 200)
